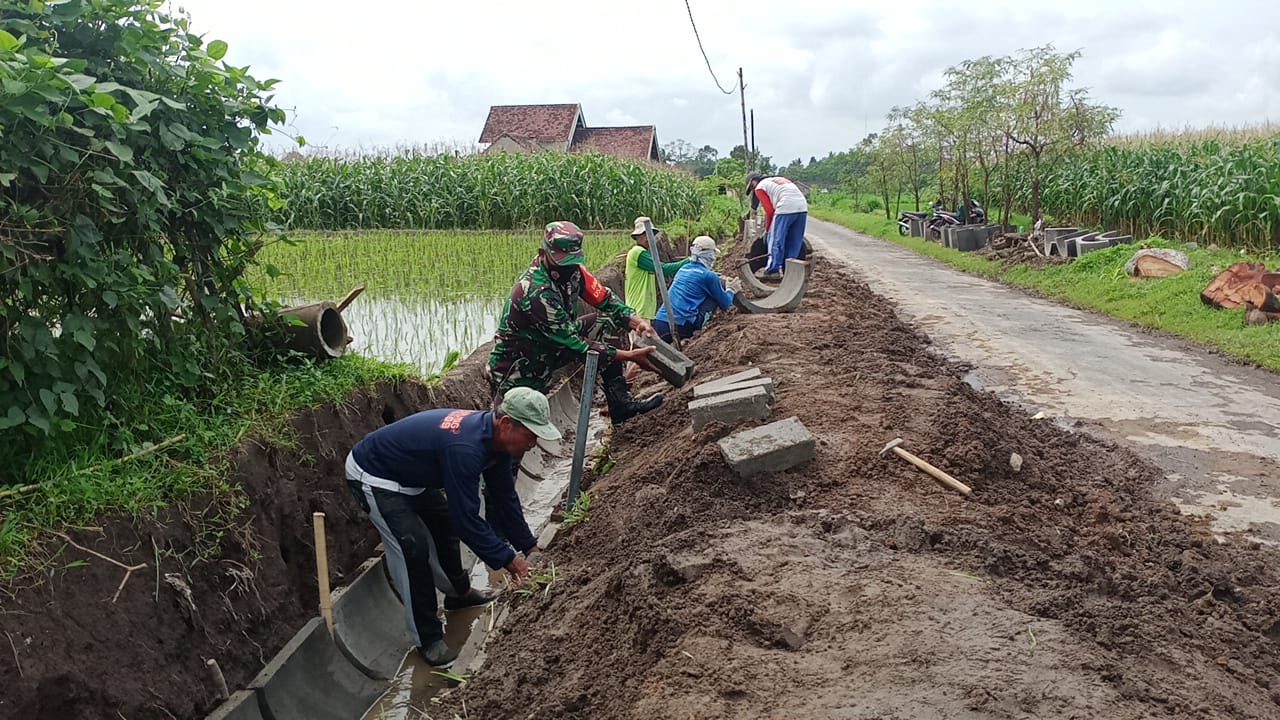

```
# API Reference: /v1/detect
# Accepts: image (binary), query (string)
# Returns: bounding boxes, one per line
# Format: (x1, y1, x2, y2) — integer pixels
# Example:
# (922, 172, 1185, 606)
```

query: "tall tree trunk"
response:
(1030, 151, 1043, 227)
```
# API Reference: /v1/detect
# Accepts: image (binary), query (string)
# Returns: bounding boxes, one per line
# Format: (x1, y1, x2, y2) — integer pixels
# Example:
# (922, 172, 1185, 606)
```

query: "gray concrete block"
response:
(689, 385, 771, 431)
(636, 335, 695, 388)
(205, 691, 265, 720)
(333, 557, 411, 680)
(697, 368, 762, 391)
(251, 617, 386, 720)
(717, 416, 816, 478)
(691, 376, 775, 404)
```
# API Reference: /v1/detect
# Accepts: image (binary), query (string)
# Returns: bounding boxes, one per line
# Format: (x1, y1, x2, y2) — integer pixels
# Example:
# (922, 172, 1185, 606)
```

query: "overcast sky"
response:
(174, 0, 1280, 163)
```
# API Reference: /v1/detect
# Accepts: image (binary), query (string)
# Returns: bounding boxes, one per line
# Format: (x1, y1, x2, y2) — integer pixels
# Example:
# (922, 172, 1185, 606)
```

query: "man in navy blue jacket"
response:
(653, 236, 736, 342)
(345, 387, 561, 668)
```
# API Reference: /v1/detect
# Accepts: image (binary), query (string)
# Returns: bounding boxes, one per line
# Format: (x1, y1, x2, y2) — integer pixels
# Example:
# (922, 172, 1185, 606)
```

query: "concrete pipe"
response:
(277, 301, 349, 360)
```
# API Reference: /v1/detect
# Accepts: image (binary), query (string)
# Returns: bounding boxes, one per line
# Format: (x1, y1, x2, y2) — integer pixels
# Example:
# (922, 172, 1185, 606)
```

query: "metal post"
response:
(565, 350, 599, 513)
(738, 68, 750, 173)
(643, 219, 681, 351)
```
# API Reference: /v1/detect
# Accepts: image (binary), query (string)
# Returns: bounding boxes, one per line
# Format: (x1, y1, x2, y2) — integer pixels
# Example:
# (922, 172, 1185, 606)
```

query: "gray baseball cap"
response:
(500, 387, 562, 441)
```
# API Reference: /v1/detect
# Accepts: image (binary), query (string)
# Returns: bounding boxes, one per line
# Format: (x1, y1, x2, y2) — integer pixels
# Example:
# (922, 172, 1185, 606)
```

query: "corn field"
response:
(997, 137, 1280, 249)
(270, 151, 704, 231)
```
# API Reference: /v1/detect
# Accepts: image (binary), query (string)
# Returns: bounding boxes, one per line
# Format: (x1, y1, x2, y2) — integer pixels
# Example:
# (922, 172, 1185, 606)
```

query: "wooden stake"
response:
(206, 658, 230, 701)
(313, 512, 334, 637)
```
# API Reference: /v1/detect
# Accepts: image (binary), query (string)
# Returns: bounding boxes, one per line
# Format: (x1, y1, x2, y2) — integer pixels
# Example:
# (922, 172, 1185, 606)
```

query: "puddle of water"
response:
(362, 412, 607, 720)
(1173, 475, 1280, 544)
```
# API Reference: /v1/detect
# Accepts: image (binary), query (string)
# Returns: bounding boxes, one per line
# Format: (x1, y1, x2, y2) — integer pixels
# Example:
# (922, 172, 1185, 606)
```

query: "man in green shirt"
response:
(624, 216, 689, 320)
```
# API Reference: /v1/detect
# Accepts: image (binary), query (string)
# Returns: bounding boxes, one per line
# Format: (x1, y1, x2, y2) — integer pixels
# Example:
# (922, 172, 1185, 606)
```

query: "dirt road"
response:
(807, 218, 1280, 543)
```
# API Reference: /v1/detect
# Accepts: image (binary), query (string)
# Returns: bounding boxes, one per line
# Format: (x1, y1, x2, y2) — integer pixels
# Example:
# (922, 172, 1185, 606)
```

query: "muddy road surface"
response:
(808, 219, 1280, 545)
(434, 245, 1280, 720)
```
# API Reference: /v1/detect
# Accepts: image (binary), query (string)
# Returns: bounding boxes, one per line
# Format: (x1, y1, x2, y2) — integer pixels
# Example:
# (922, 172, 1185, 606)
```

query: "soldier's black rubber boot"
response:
(603, 375, 662, 425)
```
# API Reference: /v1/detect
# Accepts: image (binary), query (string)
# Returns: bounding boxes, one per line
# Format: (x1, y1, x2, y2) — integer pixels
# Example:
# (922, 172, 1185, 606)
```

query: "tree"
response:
(730, 145, 774, 176)
(1, 1, 289, 443)
(1000, 46, 1118, 222)
(663, 138, 696, 165)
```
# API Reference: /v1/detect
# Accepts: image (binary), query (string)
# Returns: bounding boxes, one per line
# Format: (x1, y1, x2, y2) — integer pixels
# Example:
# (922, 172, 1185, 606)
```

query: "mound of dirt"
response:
(0, 352, 496, 720)
(437, 246, 1280, 718)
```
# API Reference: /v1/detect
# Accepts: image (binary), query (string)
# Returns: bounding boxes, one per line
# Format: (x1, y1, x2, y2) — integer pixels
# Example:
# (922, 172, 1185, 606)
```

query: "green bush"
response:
(0, 1, 288, 455)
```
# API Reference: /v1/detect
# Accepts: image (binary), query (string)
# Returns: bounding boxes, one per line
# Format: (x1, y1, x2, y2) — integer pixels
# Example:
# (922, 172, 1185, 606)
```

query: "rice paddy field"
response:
(254, 230, 633, 375)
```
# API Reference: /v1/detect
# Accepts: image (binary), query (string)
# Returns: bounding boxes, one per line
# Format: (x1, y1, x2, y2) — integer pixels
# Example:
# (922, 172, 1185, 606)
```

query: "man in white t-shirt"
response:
(747, 173, 809, 280)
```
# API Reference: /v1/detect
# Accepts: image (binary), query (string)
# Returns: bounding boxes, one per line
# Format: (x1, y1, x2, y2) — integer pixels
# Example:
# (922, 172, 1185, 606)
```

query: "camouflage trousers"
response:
(487, 312, 628, 404)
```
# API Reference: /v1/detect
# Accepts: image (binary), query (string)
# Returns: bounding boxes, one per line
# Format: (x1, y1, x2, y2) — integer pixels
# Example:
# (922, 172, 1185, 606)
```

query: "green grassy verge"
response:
(0, 354, 415, 579)
(810, 206, 1280, 372)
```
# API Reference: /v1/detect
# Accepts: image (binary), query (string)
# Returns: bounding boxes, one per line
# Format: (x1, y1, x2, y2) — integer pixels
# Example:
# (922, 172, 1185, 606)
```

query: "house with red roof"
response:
(478, 103, 660, 162)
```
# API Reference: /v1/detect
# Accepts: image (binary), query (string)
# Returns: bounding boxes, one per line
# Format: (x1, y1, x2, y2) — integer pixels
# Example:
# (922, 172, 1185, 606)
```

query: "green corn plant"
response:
(272, 149, 704, 232)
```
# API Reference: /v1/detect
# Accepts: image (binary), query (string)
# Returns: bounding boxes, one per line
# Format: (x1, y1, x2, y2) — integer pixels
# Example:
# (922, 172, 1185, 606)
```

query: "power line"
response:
(683, 0, 736, 95)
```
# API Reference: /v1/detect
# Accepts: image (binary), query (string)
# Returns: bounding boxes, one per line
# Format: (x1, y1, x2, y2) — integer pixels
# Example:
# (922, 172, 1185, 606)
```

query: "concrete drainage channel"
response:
(205, 378, 595, 720)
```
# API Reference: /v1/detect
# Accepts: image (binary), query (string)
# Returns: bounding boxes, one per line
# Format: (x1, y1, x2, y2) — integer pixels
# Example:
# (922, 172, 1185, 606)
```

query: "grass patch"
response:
(0, 354, 413, 580)
(812, 207, 1280, 372)
(563, 491, 591, 526)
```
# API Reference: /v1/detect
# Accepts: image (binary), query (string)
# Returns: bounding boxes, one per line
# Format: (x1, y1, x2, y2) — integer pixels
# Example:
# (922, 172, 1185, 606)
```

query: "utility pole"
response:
(738, 67, 750, 173)
(749, 109, 756, 170)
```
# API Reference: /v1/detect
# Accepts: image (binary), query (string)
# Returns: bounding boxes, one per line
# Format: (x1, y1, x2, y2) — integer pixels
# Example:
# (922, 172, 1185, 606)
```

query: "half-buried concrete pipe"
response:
(332, 557, 412, 680)
(737, 261, 776, 299)
(733, 259, 810, 314)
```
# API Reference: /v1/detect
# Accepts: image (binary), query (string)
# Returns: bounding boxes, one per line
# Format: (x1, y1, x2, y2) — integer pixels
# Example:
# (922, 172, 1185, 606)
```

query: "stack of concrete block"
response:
(688, 368, 774, 431)
(688, 369, 817, 478)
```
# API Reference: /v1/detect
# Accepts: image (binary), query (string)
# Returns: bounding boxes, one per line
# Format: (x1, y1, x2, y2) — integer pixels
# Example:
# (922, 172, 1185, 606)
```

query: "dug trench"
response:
(436, 247, 1280, 718)
(0, 352, 501, 720)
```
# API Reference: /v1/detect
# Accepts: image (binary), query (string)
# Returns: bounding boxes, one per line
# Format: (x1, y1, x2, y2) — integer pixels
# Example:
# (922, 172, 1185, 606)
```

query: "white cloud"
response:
(174, 0, 1280, 161)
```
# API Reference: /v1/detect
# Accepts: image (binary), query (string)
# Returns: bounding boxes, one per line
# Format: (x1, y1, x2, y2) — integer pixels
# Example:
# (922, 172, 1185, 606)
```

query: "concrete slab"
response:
(690, 385, 772, 431)
(636, 335, 695, 388)
(691, 376, 775, 404)
(718, 416, 817, 478)
(205, 691, 265, 720)
(697, 368, 762, 391)
(333, 557, 411, 680)
(250, 617, 386, 720)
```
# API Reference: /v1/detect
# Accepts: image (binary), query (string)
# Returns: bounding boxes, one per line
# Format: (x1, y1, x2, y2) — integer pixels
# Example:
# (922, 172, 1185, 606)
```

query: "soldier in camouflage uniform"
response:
(489, 221, 664, 425)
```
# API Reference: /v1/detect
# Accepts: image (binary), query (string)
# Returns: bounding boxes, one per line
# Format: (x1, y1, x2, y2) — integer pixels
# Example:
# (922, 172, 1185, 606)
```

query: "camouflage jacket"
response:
(488, 258, 633, 392)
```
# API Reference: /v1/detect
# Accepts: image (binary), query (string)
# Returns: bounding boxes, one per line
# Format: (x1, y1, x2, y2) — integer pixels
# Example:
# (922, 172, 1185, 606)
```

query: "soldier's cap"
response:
(543, 221, 586, 265)
(500, 387, 562, 441)
(630, 216, 659, 238)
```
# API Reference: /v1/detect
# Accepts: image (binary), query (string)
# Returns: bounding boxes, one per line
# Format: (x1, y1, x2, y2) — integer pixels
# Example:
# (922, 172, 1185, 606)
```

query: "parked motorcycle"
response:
(967, 199, 987, 225)
(897, 200, 944, 236)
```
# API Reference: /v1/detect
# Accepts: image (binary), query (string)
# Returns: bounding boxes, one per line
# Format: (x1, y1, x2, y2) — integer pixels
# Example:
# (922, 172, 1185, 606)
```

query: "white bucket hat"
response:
(691, 236, 717, 253)
(631, 216, 658, 237)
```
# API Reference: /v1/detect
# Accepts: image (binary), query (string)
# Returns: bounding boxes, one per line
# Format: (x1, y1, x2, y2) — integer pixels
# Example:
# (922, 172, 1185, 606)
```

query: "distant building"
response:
(479, 103, 660, 162)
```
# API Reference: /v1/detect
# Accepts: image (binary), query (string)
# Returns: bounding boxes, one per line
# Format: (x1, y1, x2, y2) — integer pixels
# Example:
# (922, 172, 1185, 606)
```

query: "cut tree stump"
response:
(1125, 248, 1189, 278)
(1201, 262, 1280, 311)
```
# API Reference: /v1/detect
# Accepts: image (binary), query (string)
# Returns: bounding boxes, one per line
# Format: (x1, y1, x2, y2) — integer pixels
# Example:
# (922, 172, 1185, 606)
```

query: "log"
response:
(1135, 255, 1187, 278)
(277, 301, 349, 359)
(1126, 248, 1189, 278)
(1201, 262, 1280, 310)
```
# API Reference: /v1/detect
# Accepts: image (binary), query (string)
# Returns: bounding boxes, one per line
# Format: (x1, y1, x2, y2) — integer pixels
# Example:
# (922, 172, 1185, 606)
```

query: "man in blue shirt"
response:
(345, 387, 561, 668)
(653, 236, 736, 342)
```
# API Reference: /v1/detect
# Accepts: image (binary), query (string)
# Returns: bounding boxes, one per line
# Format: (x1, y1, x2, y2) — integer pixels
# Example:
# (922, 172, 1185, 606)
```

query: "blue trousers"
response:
(652, 296, 719, 342)
(765, 212, 808, 273)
